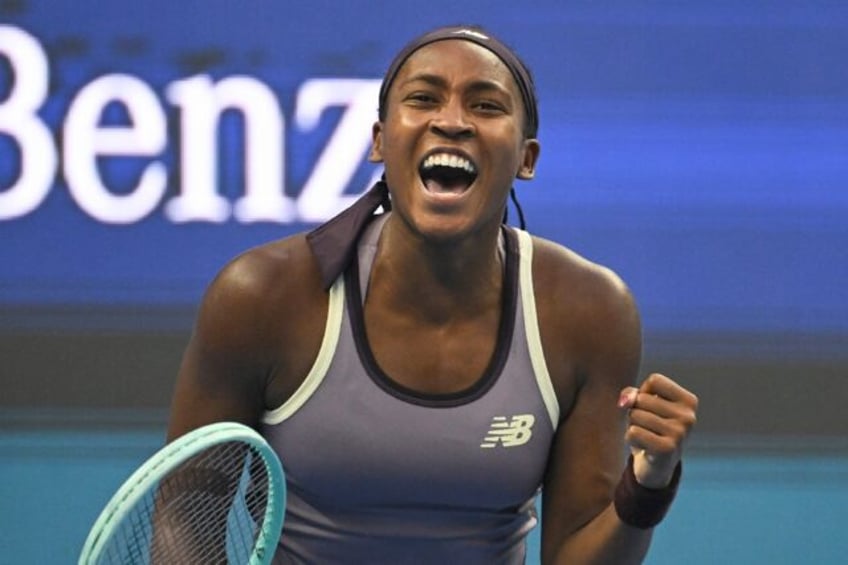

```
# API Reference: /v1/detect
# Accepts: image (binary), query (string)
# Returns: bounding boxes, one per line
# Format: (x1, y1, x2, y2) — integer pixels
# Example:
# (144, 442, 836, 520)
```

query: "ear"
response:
(516, 138, 540, 180)
(368, 121, 384, 163)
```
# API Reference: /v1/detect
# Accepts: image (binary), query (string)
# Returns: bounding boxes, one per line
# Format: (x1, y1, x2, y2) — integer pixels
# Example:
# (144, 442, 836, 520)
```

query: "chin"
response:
(407, 209, 496, 246)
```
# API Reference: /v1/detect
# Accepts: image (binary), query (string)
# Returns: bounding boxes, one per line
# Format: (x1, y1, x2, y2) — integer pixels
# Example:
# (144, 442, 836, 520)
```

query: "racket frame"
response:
(78, 422, 285, 565)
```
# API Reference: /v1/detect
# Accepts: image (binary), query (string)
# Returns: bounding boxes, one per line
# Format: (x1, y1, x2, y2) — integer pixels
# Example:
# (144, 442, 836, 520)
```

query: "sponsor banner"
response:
(1, 2, 847, 332)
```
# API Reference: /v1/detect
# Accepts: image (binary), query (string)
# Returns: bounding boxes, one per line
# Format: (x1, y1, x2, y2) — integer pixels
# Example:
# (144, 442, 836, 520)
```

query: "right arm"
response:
(157, 236, 326, 560)
(166, 234, 326, 441)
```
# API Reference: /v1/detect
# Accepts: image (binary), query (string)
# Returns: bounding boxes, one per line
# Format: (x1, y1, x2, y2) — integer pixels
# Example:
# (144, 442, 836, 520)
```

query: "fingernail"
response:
(618, 392, 631, 408)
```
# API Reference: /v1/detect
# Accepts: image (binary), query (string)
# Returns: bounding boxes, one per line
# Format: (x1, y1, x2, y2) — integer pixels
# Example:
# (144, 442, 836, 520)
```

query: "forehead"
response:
(391, 40, 519, 95)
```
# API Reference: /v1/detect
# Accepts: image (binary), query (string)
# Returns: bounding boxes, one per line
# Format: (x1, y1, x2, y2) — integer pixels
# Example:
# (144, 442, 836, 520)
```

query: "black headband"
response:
(378, 25, 539, 138)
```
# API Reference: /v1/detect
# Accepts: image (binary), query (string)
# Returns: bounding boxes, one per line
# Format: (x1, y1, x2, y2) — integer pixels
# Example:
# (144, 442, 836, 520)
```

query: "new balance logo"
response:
(480, 414, 535, 448)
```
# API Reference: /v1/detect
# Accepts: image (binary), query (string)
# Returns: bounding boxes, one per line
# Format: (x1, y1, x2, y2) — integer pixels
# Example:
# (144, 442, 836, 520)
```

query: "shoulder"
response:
(195, 233, 326, 353)
(523, 232, 641, 396)
(212, 232, 320, 298)
(526, 233, 637, 323)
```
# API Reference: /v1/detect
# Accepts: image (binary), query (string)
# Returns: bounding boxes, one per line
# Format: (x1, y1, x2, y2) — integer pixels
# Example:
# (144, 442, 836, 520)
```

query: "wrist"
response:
(613, 454, 682, 529)
(633, 454, 678, 489)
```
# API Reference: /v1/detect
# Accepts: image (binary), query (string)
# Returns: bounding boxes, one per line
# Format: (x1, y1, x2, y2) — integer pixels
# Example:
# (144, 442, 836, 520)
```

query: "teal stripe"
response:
(2, 430, 846, 564)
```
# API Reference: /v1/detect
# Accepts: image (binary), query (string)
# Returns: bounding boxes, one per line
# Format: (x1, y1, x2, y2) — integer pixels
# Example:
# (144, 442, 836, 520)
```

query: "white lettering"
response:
(295, 79, 382, 221)
(1, 25, 381, 226)
(63, 74, 167, 224)
(165, 75, 294, 223)
(0, 25, 57, 220)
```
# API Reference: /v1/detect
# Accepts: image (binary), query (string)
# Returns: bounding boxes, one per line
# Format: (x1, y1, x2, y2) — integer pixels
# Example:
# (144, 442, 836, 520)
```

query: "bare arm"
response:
(535, 239, 697, 564)
(167, 257, 274, 440)
(545, 374, 697, 564)
(166, 235, 326, 441)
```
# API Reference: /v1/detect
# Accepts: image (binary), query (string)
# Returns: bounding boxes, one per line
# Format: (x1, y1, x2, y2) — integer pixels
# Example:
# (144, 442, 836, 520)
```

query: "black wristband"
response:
(613, 455, 682, 529)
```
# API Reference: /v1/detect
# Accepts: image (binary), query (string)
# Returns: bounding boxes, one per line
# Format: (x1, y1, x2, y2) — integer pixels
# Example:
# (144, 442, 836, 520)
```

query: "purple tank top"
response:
(261, 214, 560, 564)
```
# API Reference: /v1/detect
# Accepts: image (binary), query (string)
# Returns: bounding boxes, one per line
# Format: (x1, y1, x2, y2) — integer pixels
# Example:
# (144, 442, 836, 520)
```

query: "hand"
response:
(618, 373, 698, 489)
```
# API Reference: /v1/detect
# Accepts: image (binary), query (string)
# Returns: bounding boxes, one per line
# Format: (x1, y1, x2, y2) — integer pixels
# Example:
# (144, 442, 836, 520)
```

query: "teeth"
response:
(421, 153, 476, 175)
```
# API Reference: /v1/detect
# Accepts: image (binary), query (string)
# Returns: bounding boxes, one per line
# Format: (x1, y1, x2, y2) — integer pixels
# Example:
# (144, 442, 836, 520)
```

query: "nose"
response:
(430, 99, 474, 139)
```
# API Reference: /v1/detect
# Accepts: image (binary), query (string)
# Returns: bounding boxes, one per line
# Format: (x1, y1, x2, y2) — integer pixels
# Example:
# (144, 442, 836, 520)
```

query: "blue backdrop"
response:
(3, 1, 846, 336)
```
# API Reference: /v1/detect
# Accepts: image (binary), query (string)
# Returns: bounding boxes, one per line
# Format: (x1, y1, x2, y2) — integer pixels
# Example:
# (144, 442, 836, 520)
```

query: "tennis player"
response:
(167, 24, 698, 564)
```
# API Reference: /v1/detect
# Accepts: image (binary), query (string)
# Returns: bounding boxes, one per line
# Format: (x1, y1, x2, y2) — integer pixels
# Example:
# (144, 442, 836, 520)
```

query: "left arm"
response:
(534, 240, 698, 564)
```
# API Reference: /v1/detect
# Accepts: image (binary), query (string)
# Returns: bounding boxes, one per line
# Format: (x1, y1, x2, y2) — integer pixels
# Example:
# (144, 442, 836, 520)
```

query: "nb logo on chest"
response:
(480, 414, 535, 448)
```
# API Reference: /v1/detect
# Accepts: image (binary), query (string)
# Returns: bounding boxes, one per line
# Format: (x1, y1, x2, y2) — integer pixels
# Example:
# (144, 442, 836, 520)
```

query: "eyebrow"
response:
(400, 73, 512, 98)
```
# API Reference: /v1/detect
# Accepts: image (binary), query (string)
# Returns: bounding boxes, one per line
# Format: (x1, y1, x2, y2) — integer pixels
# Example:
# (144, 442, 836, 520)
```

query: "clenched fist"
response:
(618, 373, 699, 489)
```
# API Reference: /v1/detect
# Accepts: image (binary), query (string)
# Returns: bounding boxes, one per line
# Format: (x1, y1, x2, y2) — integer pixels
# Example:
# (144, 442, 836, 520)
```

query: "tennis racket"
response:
(79, 422, 286, 565)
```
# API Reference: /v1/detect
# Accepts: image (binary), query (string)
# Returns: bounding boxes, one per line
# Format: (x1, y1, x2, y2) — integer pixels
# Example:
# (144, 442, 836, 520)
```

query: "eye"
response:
(473, 100, 507, 114)
(405, 92, 438, 105)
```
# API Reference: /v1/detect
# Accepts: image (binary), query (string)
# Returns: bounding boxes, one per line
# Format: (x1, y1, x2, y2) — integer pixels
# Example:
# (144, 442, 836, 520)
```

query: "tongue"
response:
(424, 168, 474, 194)
(425, 178, 467, 194)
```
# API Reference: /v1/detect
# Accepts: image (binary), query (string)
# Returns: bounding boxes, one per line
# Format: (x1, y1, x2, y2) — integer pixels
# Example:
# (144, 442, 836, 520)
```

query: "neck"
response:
(369, 214, 505, 323)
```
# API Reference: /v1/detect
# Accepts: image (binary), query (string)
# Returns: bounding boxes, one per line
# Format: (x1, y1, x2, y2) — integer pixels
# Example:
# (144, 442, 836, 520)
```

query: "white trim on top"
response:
(262, 276, 346, 425)
(516, 229, 560, 429)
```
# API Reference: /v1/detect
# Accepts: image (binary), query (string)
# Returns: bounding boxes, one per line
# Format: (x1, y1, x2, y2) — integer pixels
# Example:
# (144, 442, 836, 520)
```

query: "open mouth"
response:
(419, 152, 478, 195)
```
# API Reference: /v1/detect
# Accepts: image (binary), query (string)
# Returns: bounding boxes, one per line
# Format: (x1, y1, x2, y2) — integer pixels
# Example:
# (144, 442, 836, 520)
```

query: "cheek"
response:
(489, 140, 526, 176)
(378, 120, 427, 169)
(382, 110, 424, 137)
